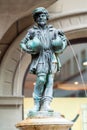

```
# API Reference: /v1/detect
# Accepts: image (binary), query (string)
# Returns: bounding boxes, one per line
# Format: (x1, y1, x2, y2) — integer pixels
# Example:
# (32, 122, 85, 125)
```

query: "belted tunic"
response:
(20, 25, 67, 75)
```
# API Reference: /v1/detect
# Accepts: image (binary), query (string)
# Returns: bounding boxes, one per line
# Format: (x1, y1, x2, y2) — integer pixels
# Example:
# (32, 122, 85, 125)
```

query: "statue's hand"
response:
(20, 43, 25, 49)
(20, 43, 28, 51)
(51, 36, 64, 54)
(52, 37, 63, 49)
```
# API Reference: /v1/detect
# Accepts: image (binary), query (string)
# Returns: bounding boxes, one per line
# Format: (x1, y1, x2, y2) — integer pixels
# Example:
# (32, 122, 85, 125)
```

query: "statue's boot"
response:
(40, 99, 53, 112)
(29, 100, 40, 113)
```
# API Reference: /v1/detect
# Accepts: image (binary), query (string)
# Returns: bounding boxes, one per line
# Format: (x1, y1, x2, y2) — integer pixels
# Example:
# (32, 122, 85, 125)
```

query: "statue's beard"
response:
(37, 21, 47, 27)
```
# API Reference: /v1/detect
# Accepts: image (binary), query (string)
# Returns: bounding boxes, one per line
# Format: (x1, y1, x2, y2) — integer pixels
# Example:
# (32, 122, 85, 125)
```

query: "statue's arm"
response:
(56, 30, 67, 54)
(20, 29, 36, 53)
(51, 28, 68, 54)
(20, 32, 30, 52)
(57, 30, 67, 49)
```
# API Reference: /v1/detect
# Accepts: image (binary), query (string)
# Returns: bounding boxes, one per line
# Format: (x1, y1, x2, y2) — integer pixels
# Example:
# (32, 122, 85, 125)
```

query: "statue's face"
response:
(36, 13, 47, 26)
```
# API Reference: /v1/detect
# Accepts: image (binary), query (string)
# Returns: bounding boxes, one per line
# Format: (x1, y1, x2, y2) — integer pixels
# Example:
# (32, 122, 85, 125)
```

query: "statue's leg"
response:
(40, 74, 54, 111)
(31, 73, 47, 112)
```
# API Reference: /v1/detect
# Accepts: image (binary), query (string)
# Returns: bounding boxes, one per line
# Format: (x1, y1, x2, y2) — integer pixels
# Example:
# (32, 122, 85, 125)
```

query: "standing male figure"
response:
(20, 7, 67, 112)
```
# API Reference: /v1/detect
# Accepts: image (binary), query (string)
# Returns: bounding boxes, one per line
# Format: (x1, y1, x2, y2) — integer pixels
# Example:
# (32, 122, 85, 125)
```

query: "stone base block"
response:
(16, 111, 73, 130)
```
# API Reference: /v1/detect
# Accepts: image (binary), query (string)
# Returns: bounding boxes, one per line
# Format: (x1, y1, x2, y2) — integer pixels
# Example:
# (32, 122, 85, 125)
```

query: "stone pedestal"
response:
(16, 112, 73, 130)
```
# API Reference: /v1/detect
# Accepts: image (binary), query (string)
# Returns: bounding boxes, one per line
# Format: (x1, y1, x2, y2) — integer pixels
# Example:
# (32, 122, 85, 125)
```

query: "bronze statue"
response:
(20, 7, 67, 113)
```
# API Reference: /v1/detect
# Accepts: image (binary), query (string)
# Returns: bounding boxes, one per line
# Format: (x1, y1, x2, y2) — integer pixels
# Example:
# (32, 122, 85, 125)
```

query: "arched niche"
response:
(0, 29, 31, 96)
(0, 10, 87, 96)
